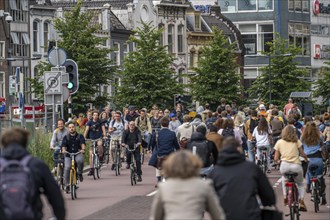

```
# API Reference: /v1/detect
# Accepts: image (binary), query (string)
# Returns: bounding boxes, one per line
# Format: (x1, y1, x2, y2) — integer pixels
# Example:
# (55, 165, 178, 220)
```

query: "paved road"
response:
(43, 155, 330, 220)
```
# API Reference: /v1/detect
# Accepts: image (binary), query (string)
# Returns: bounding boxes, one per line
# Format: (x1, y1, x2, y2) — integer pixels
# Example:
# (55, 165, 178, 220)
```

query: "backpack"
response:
(249, 118, 259, 134)
(222, 128, 235, 138)
(111, 118, 125, 128)
(0, 155, 35, 220)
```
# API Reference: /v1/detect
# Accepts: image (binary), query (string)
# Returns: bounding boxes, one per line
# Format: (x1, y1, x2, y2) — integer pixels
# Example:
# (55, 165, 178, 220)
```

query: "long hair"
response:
(301, 122, 321, 146)
(215, 118, 224, 130)
(257, 117, 268, 135)
(223, 118, 234, 129)
(281, 125, 298, 142)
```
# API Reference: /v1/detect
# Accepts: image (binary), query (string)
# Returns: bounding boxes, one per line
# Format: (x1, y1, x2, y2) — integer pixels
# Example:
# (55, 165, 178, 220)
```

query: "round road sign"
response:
(48, 48, 67, 67)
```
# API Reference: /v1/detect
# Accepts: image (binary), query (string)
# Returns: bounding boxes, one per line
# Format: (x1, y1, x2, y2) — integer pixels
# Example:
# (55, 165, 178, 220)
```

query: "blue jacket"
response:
(150, 128, 179, 157)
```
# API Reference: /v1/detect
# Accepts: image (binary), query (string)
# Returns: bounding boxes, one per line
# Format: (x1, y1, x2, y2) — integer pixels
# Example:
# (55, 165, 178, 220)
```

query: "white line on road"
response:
(147, 190, 158, 197)
(272, 177, 282, 188)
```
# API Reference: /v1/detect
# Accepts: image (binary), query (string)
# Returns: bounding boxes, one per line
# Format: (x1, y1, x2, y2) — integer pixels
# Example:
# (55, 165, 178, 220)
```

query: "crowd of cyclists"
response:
(49, 97, 330, 216)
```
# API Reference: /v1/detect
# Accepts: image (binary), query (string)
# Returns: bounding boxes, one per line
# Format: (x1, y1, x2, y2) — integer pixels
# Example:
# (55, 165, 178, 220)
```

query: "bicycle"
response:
(103, 136, 111, 164)
(309, 165, 322, 213)
(126, 144, 139, 186)
(284, 172, 300, 220)
(112, 139, 121, 176)
(66, 152, 81, 200)
(87, 138, 102, 180)
(53, 152, 65, 190)
(257, 146, 268, 174)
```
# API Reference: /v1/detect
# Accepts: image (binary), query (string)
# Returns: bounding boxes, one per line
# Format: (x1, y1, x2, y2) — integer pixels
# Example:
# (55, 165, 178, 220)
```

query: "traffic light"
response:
(175, 94, 182, 104)
(63, 59, 79, 94)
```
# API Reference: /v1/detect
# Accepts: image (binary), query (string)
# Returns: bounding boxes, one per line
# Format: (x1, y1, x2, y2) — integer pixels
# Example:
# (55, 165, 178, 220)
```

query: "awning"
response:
(290, 92, 312, 98)
(10, 33, 19, 44)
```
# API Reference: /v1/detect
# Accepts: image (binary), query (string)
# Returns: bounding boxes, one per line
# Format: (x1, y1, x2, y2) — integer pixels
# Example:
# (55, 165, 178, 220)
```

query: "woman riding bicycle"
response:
(252, 117, 272, 173)
(301, 121, 327, 205)
(274, 125, 308, 211)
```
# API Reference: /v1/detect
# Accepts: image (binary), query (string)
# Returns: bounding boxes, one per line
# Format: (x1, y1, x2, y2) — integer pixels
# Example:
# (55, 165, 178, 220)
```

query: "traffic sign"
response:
(44, 71, 62, 94)
(48, 47, 67, 67)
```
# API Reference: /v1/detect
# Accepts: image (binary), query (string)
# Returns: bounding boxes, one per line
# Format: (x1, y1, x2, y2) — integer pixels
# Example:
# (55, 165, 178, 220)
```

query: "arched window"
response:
(168, 24, 174, 54)
(177, 25, 184, 53)
(158, 23, 164, 46)
(43, 22, 49, 53)
(33, 20, 39, 52)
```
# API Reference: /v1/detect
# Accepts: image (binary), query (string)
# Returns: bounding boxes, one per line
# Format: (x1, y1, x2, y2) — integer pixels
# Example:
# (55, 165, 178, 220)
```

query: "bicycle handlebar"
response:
(65, 152, 81, 157)
(126, 144, 140, 152)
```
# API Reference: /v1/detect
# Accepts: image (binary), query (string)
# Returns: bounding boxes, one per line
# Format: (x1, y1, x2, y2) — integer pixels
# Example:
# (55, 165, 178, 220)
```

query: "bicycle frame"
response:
(127, 144, 139, 185)
(67, 152, 80, 200)
(285, 173, 300, 220)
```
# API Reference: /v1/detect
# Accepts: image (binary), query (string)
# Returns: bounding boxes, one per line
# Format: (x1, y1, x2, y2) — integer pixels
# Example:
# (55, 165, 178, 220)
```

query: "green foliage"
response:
(28, 130, 53, 168)
(314, 58, 330, 105)
(114, 22, 183, 109)
(189, 27, 240, 107)
(248, 34, 310, 107)
(27, 0, 115, 114)
(27, 61, 52, 100)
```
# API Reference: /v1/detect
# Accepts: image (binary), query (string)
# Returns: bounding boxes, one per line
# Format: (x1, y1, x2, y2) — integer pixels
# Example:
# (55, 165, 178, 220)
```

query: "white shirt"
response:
(109, 119, 127, 137)
(252, 127, 271, 147)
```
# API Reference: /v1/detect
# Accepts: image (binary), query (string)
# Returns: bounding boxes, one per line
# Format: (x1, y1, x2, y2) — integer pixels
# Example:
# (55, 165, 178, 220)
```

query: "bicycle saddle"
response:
(284, 171, 298, 177)
(259, 146, 268, 151)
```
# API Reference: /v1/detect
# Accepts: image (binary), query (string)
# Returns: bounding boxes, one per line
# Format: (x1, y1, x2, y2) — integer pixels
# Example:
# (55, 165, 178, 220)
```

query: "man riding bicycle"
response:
(84, 111, 107, 176)
(61, 122, 86, 192)
(135, 109, 152, 149)
(109, 111, 127, 170)
(122, 121, 142, 182)
(50, 119, 68, 173)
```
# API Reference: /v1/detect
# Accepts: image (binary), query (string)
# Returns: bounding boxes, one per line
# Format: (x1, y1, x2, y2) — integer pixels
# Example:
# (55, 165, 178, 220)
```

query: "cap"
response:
(259, 104, 266, 110)
(169, 113, 176, 118)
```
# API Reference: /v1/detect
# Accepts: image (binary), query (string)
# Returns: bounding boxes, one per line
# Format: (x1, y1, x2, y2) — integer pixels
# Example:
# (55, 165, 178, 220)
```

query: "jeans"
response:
(256, 145, 271, 169)
(143, 131, 151, 147)
(247, 140, 256, 162)
(306, 158, 325, 196)
(64, 153, 84, 186)
(126, 148, 142, 175)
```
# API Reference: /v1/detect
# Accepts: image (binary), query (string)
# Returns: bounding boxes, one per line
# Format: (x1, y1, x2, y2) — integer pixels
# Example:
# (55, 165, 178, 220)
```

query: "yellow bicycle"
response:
(66, 152, 81, 200)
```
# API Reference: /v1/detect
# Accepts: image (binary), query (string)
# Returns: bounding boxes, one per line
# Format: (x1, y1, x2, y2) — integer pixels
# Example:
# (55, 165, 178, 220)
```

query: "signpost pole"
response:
(52, 95, 56, 132)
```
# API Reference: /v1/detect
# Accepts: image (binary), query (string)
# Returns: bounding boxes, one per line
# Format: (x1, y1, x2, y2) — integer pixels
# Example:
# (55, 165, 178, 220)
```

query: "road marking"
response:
(272, 177, 282, 188)
(147, 190, 157, 197)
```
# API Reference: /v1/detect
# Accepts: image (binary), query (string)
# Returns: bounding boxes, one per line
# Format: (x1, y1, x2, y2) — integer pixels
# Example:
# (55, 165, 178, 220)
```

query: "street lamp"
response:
(245, 53, 292, 104)
(6, 55, 42, 127)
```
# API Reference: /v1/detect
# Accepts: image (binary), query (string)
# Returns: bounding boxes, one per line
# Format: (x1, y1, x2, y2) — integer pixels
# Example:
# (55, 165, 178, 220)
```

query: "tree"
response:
(314, 58, 330, 106)
(29, 0, 114, 113)
(189, 27, 240, 108)
(114, 22, 183, 109)
(248, 34, 310, 107)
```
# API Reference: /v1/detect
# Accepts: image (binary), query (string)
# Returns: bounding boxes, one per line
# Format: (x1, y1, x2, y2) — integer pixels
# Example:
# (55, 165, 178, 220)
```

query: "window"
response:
(258, 0, 273, 10)
(289, 23, 310, 56)
(168, 25, 174, 54)
(194, 15, 201, 30)
(238, 0, 256, 11)
(178, 69, 184, 84)
(220, 0, 236, 12)
(239, 23, 273, 54)
(103, 86, 108, 96)
(289, 0, 294, 11)
(178, 25, 183, 53)
(159, 24, 164, 46)
(0, 42, 5, 59)
(113, 43, 120, 65)
(295, 0, 302, 11)
(10, 32, 29, 57)
(289, 0, 309, 12)
(189, 51, 195, 68)
(123, 44, 129, 59)
(44, 22, 49, 53)
(33, 21, 39, 52)
(312, 25, 330, 36)
(302, 0, 309, 12)
(0, 72, 4, 98)
(10, 0, 28, 22)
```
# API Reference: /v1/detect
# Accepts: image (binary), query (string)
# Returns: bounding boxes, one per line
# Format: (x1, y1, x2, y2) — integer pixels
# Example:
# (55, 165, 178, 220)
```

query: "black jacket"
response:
(186, 132, 218, 167)
(209, 147, 275, 220)
(0, 144, 65, 220)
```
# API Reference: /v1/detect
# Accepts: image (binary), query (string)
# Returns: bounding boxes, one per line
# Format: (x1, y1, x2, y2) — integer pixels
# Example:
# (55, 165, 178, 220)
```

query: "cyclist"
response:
(84, 111, 107, 176)
(109, 111, 127, 170)
(125, 106, 139, 122)
(274, 125, 308, 211)
(61, 122, 85, 192)
(244, 110, 259, 162)
(50, 119, 68, 173)
(252, 117, 272, 173)
(135, 109, 152, 149)
(121, 121, 142, 182)
(302, 122, 327, 205)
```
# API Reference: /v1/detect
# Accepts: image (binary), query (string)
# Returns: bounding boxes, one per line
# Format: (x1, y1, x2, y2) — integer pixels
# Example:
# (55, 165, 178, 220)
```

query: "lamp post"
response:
(7, 55, 41, 127)
(245, 53, 292, 104)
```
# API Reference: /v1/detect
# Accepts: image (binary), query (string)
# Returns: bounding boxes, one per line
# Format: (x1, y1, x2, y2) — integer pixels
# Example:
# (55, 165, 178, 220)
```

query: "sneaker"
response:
(87, 169, 94, 176)
(78, 174, 83, 182)
(65, 186, 70, 194)
(284, 198, 288, 206)
(299, 200, 307, 212)
(321, 196, 327, 205)
(137, 175, 142, 182)
(111, 164, 115, 170)
(126, 164, 130, 169)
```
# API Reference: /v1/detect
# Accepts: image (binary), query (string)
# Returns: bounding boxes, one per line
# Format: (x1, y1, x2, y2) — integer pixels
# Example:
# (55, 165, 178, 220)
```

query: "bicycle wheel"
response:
(134, 172, 137, 185)
(130, 167, 134, 186)
(57, 165, 64, 190)
(71, 184, 76, 200)
(92, 154, 97, 180)
(115, 149, 120, 176)
(312, 184, 319, 212)
(95, 156, 100, 179)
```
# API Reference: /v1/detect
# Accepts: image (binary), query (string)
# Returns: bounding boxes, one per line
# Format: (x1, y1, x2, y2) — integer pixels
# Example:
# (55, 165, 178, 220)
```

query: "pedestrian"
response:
(169, 113, 181, 133)
(149, 150, 226, 220)
(0, 128, 65, 220)
(206, 124, 223, 152)
(149, 116, 180, 186)
(209, 137, 276, 220)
